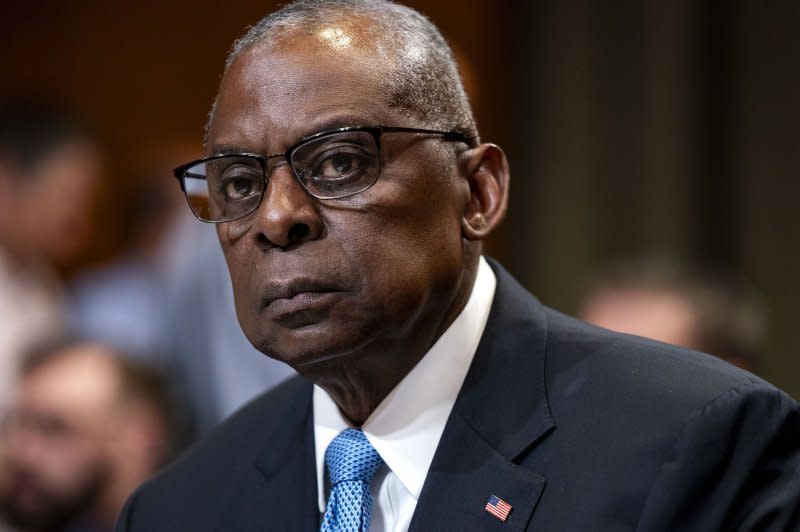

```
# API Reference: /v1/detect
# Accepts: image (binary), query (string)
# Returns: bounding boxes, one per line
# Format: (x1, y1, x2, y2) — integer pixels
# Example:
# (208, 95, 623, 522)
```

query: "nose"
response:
(253, 163, 323, 249)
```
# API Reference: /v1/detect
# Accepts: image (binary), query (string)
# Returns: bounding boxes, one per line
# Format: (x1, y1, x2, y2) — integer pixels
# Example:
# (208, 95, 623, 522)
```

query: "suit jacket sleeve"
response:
(636, 382, 800, 531)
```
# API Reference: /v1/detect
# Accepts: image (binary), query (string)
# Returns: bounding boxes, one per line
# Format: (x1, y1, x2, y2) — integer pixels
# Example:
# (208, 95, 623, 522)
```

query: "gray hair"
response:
(207, 0, 478, 144)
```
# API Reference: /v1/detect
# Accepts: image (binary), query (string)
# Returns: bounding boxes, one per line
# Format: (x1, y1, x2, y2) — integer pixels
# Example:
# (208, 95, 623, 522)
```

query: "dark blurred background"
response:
(2, 0, 797, 397)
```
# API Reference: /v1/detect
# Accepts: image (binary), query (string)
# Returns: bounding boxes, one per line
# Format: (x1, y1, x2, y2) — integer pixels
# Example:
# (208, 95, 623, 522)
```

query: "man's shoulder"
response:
(542, 305, 771, 407)
(540, 312, 800, 530)
(479, 274, 800, 530)
(169, 373, 310, 476)
(539, 306, 797, 459)
(487, 260, 794, 431)
(118, 375, 312, 529)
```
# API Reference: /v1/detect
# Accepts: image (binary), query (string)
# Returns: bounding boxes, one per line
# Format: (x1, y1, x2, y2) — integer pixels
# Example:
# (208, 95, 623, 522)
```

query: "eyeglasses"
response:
(173, 125, 473, 223)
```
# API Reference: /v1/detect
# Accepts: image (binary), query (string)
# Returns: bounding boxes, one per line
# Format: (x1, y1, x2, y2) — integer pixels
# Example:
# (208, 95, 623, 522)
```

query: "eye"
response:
(291, 130, 380, 197)
(225, 178, 256, 199)
(313, 148, 369, 181)
(218, 167, 262, 201)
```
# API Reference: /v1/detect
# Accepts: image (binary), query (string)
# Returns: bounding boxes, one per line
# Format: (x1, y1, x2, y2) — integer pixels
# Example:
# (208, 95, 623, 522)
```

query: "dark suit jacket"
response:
(116, 262, 800, 531)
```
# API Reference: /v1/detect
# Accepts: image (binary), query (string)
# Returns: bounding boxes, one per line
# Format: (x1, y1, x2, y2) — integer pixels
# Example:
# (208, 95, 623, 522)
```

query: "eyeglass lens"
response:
(180, 130, 381, 222)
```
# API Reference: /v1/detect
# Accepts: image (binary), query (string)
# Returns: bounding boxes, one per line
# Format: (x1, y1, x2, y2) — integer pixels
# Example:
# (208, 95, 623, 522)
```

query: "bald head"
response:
(209, 0, 477, 142)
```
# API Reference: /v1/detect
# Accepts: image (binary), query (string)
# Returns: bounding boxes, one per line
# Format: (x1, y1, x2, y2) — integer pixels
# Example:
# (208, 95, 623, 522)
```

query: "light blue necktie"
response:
(320, 428, 384, 532)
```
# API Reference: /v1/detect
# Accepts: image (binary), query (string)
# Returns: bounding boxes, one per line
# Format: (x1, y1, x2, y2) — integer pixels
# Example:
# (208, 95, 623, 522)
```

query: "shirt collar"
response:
(313, 256, 497, 511)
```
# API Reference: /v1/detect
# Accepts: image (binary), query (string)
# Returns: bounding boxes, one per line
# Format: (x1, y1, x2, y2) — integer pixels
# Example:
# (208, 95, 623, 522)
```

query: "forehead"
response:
(208, 28, 401, 153)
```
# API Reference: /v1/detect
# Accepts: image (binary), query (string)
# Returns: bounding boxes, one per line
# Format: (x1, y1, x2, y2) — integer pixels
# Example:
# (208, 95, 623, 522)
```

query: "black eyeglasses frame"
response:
(172, 125, 474, 223)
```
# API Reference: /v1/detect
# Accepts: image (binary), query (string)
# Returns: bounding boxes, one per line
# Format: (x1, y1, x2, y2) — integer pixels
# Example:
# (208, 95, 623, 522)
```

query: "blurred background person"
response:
(0, 339, 179, 532)
(578, 258, 767, 373)
(0, 101, 102, 416)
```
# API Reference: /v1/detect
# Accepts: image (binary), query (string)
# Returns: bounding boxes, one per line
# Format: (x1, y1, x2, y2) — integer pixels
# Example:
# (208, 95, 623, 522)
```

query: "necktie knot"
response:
(321, 429, 383, 532)
(325, 428, 383, 485)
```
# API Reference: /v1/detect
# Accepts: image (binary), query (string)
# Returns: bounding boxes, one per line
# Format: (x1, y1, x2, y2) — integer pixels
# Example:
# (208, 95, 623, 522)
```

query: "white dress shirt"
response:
(313, 256, 497, 532)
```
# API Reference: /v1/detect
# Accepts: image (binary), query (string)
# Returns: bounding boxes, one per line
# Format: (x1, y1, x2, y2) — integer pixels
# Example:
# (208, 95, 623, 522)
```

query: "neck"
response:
(311, 347, 429, 425)
(304, 260, 480, 425)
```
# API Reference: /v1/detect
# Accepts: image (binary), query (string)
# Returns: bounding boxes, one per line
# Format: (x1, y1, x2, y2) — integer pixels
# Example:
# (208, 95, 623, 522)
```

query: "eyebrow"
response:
(209, 145, 257, 157)
(207, 115, 380, 157)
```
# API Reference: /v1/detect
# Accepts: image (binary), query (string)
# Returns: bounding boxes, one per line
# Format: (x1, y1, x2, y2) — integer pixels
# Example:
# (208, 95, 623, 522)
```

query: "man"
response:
(579, 258, 766, 372)
(116, 1, 800, 530)
(1, 341, 176, 532)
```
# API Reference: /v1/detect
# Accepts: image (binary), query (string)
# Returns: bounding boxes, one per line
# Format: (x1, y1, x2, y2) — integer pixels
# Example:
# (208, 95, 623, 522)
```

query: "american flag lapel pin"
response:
(485, 494, 513, 522)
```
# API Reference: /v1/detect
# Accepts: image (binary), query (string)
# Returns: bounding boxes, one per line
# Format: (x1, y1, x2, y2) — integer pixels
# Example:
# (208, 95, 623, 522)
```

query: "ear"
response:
(459, 143, 509, 240)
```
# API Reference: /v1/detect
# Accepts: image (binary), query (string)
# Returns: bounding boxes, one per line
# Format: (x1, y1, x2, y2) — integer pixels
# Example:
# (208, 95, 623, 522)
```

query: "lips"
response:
(261, 278, 343, 312)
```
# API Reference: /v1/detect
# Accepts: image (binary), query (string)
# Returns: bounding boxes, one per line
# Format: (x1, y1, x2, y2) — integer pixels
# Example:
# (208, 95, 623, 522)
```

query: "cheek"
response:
(221, 247, 259, 334)
(335, 203, 464, 310)
(218, 225, 250, 295)
(218, 217, 253, 243)
(371, 178, 464, 258)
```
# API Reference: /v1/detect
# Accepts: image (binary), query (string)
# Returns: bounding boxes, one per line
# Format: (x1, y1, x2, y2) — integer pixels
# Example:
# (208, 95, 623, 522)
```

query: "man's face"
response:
(0, 352, 115, 530)
(208, 29, 473, 374)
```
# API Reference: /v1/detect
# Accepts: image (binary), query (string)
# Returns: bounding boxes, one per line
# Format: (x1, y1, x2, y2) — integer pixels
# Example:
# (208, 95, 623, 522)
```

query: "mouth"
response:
(261, 278, 345, 323)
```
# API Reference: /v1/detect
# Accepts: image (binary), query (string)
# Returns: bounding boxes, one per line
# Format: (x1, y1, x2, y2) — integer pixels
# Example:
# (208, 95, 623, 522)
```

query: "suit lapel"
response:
(410, 261, 554, 531)
(216, 381, 320, 532)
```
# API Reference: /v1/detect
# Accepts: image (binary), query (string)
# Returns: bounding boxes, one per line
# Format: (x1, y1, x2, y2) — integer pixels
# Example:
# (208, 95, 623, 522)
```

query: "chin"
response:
(254, 326, 372, 373)
(265, 342, 359, 372)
